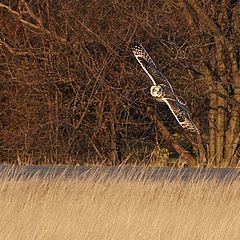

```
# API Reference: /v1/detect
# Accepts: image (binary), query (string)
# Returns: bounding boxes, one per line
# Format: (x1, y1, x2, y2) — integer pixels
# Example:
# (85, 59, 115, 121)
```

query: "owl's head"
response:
(150, 85, 163, 97)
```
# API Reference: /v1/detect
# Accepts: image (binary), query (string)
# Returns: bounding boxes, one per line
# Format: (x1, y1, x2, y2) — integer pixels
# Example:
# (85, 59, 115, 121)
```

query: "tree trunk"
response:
(215, 83, 226, 165)
(183, 0, 240, 166)
(109, 100, 118, 165)
(146, 107, 197, 166)
(224, 87, 240, 165)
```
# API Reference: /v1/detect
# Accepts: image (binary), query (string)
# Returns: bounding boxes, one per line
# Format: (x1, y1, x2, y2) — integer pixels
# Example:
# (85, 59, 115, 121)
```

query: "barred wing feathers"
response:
(131, 42, 174, 92)
(164, 99, 200, 135)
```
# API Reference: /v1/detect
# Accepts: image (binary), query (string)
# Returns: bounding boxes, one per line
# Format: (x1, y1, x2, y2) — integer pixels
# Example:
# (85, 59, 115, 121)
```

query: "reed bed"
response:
(0, 167, 239, 240)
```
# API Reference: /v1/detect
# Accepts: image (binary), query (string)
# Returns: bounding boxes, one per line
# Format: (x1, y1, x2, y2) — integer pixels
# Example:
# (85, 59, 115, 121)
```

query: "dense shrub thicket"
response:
(1, 1, 239, 166)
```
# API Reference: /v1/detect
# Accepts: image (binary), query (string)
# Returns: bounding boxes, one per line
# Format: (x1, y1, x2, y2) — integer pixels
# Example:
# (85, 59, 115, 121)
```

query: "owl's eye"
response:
(150, 85, 162, 97)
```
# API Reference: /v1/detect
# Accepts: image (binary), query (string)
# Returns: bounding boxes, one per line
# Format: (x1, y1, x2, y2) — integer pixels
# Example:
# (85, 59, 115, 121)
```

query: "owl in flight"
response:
(131, 41, 200, 135)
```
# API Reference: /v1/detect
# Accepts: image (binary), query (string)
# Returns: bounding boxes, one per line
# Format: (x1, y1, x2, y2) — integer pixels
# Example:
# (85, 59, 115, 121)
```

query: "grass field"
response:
(0, 168, 240, 240)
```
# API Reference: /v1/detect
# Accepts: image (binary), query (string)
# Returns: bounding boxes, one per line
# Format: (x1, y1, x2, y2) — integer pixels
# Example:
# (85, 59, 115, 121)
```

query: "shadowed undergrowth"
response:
(0, 167, 240, 239)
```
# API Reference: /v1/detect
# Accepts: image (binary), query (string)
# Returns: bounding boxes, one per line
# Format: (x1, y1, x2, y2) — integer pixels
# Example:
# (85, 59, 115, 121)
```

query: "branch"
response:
(145, 106, 197, 166)
(224, 133, 240, 166)
(208, 90, 240, 108)
(0, 39, 30, 55)
(0, 3, 67, 44)
(19, 0, 43, 27)
(184, 0, 230, 45)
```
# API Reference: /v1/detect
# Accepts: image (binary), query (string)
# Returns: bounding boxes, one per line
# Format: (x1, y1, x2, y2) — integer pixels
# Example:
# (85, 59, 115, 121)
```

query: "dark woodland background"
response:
(0, 0, 240, 166)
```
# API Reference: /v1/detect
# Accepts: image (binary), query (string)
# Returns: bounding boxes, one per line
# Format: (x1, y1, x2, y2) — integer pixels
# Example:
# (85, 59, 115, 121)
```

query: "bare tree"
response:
(1, 0, 239, 166)
(180, 0, 240, 165)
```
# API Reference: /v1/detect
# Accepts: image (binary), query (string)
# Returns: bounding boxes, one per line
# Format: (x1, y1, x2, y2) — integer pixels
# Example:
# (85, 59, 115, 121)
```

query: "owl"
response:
(131, 41, 200, 135)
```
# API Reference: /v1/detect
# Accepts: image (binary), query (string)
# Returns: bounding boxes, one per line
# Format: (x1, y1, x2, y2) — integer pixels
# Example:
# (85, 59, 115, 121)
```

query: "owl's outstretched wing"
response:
(163, 98, 200, 135)
(131, 41, 174, 93)
(131, 41, 200, 135)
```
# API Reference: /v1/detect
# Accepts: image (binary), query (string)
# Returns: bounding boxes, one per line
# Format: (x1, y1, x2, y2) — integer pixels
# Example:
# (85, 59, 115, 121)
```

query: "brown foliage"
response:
(1, 0, 239, 165)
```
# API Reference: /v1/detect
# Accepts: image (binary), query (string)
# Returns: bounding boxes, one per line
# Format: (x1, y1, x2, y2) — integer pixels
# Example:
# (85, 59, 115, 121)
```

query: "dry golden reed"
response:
(0, 167, 239, 240)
